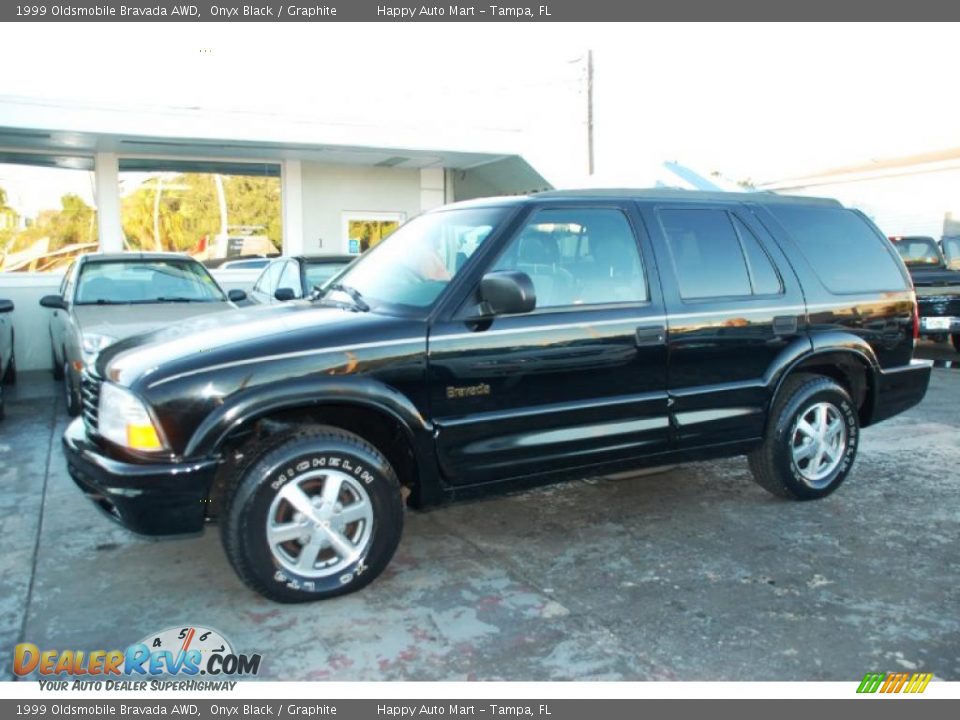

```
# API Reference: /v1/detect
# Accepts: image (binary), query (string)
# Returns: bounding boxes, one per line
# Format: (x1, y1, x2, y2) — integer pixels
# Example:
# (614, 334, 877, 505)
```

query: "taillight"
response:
(912, 298, 920, 341)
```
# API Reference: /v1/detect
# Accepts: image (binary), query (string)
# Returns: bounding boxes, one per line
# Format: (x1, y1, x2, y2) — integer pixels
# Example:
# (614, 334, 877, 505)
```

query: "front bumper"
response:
(63, 418, 219, 536)
(869, 359, 933, 425)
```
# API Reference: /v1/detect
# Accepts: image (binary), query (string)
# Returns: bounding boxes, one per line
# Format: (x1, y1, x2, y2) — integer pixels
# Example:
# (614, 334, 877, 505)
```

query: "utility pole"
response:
(587, 49, 595, 176)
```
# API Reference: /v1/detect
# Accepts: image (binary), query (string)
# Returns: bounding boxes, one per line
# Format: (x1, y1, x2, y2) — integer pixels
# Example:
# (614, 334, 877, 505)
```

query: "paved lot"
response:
(2, 344, 958, 682)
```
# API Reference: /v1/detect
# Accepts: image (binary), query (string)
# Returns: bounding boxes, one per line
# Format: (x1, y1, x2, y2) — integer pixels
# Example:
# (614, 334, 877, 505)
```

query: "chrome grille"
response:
(80, 371, 102, 433)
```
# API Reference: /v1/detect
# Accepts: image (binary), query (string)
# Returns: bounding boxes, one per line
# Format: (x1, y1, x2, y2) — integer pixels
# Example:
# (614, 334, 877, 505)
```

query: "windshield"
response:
(326, 207, 508, 310)
(75, 260, 226, 305)
(893, 237, 943, 266)
(305, 261, 350, 290)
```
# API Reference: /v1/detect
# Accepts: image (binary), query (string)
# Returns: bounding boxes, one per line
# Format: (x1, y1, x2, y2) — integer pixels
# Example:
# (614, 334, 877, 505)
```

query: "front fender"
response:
(184, 376, 433, 459)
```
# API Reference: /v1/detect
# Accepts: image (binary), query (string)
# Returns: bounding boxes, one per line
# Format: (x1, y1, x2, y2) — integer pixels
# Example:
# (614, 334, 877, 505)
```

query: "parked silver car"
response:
(39, 253, 246, 416)
(249, 255, 354, 305)
(0, 297, 15, 421)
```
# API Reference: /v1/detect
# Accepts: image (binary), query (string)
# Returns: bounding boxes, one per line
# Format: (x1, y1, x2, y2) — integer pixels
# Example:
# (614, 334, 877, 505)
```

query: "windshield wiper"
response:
(92, 299, 132, 305)
(151, 297, 208, 303)
(317, 282, 370, 312)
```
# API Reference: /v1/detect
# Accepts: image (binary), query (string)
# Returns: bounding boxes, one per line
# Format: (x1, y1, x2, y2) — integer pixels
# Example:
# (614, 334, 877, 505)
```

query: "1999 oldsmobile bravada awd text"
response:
(63, 190, 931, 602)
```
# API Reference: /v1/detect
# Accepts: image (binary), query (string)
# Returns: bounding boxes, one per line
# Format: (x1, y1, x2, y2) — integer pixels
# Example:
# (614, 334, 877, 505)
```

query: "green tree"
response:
(3, 192, 96, 254)
(121, 173, 282, 253)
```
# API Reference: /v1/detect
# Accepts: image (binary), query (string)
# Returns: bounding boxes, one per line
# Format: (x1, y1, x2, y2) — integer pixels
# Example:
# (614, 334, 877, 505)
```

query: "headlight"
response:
(98, 383, 166, 452)
(81, 332, 117, 358)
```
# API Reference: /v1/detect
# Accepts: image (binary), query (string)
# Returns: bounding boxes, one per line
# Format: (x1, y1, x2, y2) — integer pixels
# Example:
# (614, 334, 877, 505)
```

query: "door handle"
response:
(635, 325, 666, 347)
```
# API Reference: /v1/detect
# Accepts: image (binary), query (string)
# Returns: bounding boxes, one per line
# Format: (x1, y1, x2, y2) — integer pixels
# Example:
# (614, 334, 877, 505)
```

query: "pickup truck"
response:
(889, 235, 960, 352)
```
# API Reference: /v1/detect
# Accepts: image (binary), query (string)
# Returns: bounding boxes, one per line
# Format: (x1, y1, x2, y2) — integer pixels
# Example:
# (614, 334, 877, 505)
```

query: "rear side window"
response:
(768, 206, 907, 293)
(658, 208, 782, 300)
(732, 216, 783, 296)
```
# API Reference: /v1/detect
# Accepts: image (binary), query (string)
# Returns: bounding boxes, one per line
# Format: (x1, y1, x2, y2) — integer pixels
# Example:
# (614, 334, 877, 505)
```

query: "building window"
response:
(0, 154, 97, 272)
(118, 160, 282, 261)
(342, 211, 405, 255)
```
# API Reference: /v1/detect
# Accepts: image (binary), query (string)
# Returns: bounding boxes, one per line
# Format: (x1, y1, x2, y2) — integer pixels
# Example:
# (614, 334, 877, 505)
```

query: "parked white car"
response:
(39, 253, 246, 416)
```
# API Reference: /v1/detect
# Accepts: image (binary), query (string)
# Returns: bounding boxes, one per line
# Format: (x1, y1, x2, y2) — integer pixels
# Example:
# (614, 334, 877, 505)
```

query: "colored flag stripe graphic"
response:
(857, 672, 932, 694)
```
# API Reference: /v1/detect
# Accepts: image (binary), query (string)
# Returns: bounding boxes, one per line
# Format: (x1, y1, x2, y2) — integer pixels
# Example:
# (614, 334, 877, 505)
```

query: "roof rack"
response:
(533, 187, 841, 207)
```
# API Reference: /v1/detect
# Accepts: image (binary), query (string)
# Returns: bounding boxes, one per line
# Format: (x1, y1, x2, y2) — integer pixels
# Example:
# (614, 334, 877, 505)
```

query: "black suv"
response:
(63, 190, 930, 602)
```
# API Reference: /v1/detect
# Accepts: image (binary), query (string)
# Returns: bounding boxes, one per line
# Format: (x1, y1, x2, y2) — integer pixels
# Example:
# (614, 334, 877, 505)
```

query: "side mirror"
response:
(274, 287, 296, 302)
(479, 270, 536, 316)
(227, 289, 247, 303)
(0, 299, 13, 314)
(40, 295, 67, 310)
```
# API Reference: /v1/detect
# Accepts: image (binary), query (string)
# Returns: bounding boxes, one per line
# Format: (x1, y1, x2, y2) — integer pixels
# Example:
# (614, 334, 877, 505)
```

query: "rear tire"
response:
(748, 374, 859, 500)
(221, 425, 404, 603)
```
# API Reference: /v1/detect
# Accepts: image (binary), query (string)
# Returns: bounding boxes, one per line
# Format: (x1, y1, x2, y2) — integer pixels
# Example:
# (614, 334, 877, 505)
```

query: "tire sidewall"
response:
(230, 435, 402, 600)
(772, 381, 859, 499)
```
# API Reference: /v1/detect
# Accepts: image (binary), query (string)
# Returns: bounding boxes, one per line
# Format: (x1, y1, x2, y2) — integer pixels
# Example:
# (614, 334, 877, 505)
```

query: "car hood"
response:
(75, 302, 234, 340)
(95, 300, 423, 387)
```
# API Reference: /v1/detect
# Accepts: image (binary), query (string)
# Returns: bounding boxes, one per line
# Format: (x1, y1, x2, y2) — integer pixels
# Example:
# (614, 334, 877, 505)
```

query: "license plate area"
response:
(921, 316, 951, 331)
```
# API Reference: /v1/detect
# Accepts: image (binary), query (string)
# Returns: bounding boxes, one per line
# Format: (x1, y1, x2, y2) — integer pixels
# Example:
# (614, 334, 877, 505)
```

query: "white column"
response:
(444, 168, 455, 203)
(281, 160, 304, 256)
(94, 152, 123, 252)
(420, 167, 446, 212)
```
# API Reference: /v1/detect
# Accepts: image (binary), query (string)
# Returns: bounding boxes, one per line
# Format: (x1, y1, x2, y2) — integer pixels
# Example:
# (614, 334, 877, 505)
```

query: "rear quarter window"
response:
(768, 206, 907, 294)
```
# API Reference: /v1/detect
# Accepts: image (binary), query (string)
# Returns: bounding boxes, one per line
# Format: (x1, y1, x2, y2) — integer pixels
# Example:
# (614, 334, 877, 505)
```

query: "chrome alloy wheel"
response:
(790, 401, 848, 488)
(266, 470, 374, 579)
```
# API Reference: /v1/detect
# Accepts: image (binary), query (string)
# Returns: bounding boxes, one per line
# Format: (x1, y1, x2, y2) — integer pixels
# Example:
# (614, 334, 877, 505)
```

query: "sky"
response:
(1, 22, 959, 192)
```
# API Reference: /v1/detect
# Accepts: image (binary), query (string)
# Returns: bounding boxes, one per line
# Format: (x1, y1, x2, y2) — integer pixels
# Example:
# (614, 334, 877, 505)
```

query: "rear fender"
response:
(770, 332, 881, 423)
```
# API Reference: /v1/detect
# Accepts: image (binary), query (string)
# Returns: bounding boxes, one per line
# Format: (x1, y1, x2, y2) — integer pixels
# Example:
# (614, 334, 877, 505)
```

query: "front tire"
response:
(64, 363, 81, 417)
(52, 344, 64, 381)
(1, 353, 13, 386)
(748, 374, 859, 500)
(221, 425, 404, 603)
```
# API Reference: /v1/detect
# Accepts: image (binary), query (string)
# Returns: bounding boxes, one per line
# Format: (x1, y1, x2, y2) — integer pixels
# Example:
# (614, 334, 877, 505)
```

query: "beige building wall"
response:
(299, 164, 424, 255)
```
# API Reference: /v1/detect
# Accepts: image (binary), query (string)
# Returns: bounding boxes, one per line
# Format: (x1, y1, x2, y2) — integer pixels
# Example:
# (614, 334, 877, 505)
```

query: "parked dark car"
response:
(63, 190, 930, 602)
(39, 253, 247, 416)
(889, 235, 960, 352)
(0, 298, 15, 421)
(249, 255, 354, 304)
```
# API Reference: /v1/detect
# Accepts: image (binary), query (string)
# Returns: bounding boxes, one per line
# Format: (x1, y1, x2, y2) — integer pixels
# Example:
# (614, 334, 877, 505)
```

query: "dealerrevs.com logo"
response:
(14, 626, 262, 689)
